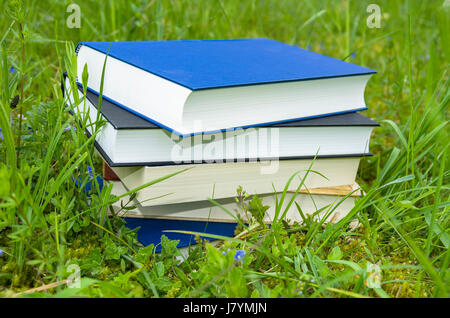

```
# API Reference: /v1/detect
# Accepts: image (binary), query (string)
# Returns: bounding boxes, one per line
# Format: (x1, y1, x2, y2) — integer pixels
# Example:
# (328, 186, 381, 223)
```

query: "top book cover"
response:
(75, 38, 376, 136)
(76, 38, 375, 90)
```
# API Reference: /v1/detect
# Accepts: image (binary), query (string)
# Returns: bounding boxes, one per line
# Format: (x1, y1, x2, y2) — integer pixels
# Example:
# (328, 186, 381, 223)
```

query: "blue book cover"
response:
(75, 39, 376, 137)
(77, 38, 375, 90)
(124, 218, 237, 253)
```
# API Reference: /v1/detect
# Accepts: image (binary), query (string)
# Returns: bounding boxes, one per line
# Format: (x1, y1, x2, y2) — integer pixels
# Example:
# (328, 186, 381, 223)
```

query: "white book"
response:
(109, 181, 361, 224)
(110, 157, 361, 206)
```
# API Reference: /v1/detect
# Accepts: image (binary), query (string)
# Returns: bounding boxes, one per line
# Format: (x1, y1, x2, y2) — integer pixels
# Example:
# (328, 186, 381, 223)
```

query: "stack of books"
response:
(65, 39, 378, 250)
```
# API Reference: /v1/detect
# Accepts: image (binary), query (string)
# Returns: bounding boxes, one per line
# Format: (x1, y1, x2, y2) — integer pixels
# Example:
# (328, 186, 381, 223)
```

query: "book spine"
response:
(103, 161, 120, 181)
(75, 43, 82, 55)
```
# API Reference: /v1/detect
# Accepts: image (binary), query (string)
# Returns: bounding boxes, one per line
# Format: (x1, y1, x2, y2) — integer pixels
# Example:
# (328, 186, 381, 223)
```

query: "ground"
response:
(0, 0, 448, 298)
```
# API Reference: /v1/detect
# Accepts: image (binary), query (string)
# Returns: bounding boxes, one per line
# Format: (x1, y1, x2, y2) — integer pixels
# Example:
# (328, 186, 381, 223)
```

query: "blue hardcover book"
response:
(75, 39, 376, 137)
(124, 217, 237, 253)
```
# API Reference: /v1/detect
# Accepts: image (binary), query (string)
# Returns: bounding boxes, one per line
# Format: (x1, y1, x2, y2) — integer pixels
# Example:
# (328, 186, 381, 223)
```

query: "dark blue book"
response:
(76, 39, 376, 137)
(124, 217, 237, 252)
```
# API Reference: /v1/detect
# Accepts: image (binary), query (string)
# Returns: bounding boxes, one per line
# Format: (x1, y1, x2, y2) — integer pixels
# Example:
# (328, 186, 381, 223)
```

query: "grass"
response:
(0, 0, 448, 298)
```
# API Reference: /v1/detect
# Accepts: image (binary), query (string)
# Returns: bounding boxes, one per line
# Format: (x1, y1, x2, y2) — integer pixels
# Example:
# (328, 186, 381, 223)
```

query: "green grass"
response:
(0, 0, 448, 298)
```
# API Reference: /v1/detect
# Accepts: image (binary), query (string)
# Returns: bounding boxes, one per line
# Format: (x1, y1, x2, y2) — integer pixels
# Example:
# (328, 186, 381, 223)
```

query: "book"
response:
(103, 161, 120, 181)
(64, 76, 378, 166)
(109, 180, 361, 224)
(75, 39, 376, 136)
(108, 156, 362, 206)
(123, 217, 236, 252)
